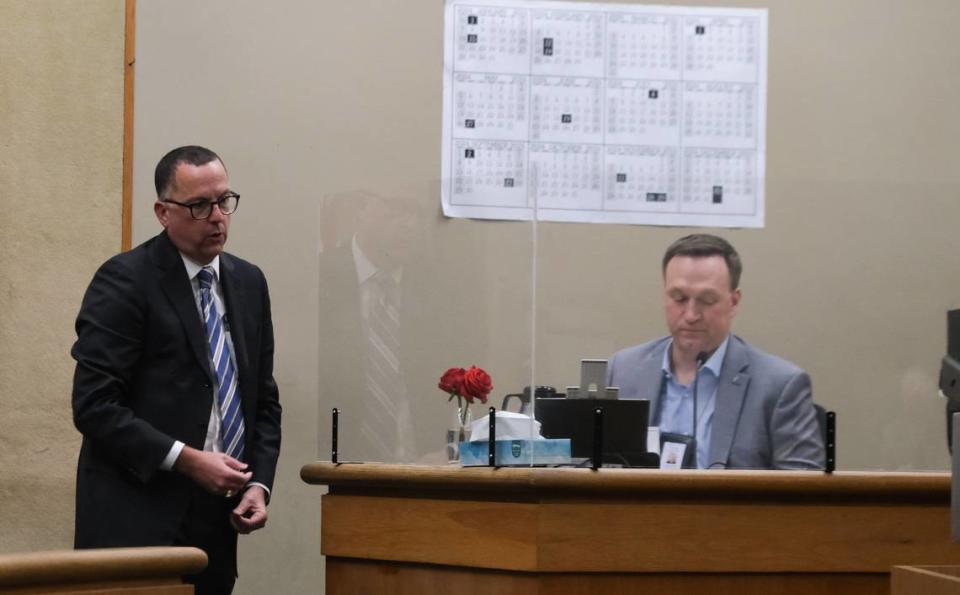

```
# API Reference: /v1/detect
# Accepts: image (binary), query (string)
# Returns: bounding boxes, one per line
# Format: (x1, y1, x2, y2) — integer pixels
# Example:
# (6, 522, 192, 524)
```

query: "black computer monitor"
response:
(534, 398, 651, 467)
(940, 310, 960, 451)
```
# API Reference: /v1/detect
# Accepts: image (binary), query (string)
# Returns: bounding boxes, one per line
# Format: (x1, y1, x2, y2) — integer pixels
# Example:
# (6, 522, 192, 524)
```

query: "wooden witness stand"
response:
(301, 463, 960, 595)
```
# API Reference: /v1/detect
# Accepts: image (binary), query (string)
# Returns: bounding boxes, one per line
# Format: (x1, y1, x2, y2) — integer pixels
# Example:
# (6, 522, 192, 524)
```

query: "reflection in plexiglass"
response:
(317, 186, 537, 465)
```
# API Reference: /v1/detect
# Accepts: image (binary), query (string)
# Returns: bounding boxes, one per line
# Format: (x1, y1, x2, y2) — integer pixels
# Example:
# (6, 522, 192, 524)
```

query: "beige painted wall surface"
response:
(0, 1, 124, 552)
(132, 1, 960, 593)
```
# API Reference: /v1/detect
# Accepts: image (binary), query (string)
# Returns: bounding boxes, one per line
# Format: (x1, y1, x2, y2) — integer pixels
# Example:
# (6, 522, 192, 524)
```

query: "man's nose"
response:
(683, 300, 701, 321)
(208, 203, 226, 222)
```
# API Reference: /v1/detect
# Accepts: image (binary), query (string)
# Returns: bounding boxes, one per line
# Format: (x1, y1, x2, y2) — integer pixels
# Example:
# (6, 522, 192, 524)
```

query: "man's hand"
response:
(173, 446, 252, 495)
(231, 485, 268, 534)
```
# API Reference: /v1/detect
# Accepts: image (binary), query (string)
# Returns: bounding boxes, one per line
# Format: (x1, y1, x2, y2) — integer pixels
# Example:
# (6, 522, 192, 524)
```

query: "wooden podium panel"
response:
(301, 463, 960, 594)
(327, 558, 887, 595)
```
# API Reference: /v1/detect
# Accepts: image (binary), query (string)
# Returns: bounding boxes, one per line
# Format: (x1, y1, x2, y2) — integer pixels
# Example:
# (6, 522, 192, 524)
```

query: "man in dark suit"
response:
(71, 146, 282, 594)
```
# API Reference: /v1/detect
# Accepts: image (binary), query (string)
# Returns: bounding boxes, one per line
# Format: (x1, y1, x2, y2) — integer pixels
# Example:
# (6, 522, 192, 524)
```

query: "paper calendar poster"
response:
(441, 0, 768, 228)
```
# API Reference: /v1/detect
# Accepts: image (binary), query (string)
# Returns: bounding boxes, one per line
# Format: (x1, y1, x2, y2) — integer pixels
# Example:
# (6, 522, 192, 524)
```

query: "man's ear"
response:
(730, 288, 742, 316)
(154, 200, 169, 227)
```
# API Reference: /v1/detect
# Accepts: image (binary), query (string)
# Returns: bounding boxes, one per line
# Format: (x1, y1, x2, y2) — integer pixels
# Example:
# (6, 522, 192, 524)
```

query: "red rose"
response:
(461, 366, 492, 404)
(438, 367, 466, 396)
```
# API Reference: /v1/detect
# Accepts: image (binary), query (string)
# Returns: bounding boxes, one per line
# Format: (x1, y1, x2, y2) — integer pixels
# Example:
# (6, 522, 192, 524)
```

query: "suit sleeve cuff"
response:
(246, 482, 271, 503)
(160, 441, 185, 471)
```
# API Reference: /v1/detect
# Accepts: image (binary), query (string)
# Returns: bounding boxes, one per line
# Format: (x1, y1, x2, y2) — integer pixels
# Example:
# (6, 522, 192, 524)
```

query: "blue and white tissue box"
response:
(459, 438, 571, 466)
(468, 410, 542, 442)
(460, 410, 570, 466)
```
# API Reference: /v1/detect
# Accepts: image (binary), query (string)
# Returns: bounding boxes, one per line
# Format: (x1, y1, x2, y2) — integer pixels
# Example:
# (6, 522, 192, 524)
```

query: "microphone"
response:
(691, 351, 708, 468)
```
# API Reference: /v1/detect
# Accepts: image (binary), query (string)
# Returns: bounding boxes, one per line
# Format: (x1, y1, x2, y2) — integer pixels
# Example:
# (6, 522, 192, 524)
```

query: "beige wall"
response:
(129, 1, 960, 593)
(5, 0, 959, 593)
(0, 1, 125, 552)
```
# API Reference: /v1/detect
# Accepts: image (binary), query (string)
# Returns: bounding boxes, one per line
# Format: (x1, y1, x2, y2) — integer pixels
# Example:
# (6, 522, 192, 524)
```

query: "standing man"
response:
(607, 234, 823, 470)
(72, 146, 282, 593)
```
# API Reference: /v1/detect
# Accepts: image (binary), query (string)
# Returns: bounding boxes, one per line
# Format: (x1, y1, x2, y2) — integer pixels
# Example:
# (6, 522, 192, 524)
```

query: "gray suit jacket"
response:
(607, 335, 824, 470)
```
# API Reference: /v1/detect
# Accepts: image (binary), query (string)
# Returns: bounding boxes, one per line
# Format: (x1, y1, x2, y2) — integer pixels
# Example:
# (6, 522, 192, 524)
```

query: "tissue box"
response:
(459, 438, 571, 466)
(469, 411, 541, 442)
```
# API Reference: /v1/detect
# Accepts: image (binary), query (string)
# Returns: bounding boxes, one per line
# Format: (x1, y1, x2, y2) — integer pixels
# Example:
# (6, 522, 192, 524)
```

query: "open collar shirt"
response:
(658, 335, 730, 468)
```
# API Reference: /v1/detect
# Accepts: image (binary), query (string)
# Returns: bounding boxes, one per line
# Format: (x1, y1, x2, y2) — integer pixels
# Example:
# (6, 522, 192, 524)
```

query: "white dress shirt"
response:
(160, 253, 268, 497)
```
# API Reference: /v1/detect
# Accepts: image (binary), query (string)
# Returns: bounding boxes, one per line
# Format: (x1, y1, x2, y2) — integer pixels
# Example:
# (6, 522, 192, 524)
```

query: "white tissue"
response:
(468, 411, 542, 442)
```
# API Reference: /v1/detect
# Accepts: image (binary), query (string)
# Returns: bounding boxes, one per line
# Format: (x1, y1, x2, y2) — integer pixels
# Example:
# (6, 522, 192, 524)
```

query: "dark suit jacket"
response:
(608, 335, 824, 470)
(71, 231, 281, 551)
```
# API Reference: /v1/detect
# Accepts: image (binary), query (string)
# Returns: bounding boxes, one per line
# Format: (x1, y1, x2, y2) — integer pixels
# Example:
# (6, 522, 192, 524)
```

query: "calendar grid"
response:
(443, 0, 767, 227)
(526, 6, 534, 214)
(677, 11, 687, 214)
(600, 9, 608, 213)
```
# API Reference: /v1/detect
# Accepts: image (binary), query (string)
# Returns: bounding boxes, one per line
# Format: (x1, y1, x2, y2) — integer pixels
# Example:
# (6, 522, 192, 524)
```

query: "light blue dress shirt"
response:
(658, 336, 730, 468)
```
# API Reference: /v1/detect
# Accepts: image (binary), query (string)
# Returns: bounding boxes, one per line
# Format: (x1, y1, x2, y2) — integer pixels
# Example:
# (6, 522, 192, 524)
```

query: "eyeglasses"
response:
(162, 193, 240, 220)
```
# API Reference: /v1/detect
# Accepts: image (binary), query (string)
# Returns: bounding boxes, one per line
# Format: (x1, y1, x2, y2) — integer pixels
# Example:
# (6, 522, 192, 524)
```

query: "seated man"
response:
(607, 234, 824, 470)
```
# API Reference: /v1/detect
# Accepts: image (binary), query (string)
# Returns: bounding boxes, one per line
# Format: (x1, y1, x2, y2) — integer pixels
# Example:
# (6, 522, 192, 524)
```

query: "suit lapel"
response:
(707, 336, 750, 468)
(219, 254, 249, 374)
(637, 341, 668, 425)
(152, 233, 214, 384)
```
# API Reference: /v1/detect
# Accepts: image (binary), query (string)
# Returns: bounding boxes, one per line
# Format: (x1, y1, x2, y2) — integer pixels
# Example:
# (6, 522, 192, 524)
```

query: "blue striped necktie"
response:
(197, 267, 245, 461)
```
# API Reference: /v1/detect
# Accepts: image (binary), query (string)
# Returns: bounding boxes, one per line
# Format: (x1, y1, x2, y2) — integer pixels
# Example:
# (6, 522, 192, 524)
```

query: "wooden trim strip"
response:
(300, 462, 950, 501)
(122, 0, 136, 251)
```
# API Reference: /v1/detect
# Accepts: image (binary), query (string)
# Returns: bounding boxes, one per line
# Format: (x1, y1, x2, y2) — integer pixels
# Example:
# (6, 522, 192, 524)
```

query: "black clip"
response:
(331, 408, 339, 464)
(592, 407, 604, 470)
(488, 406, 497, 467)
(825, 411, 836, 473)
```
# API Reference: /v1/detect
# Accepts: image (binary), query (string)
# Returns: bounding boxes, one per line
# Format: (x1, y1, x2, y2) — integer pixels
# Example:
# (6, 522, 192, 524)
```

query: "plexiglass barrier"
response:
(317, 184, 539, 465)
(314, 181, 832, 470)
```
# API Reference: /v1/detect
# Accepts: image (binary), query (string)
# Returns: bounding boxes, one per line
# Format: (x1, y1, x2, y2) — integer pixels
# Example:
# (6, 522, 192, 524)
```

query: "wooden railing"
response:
(0, 547, 206, 594)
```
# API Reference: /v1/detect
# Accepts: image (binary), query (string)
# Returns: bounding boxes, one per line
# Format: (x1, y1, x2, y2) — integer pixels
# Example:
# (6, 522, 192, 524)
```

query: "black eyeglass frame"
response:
(162, 192, 240, 220)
